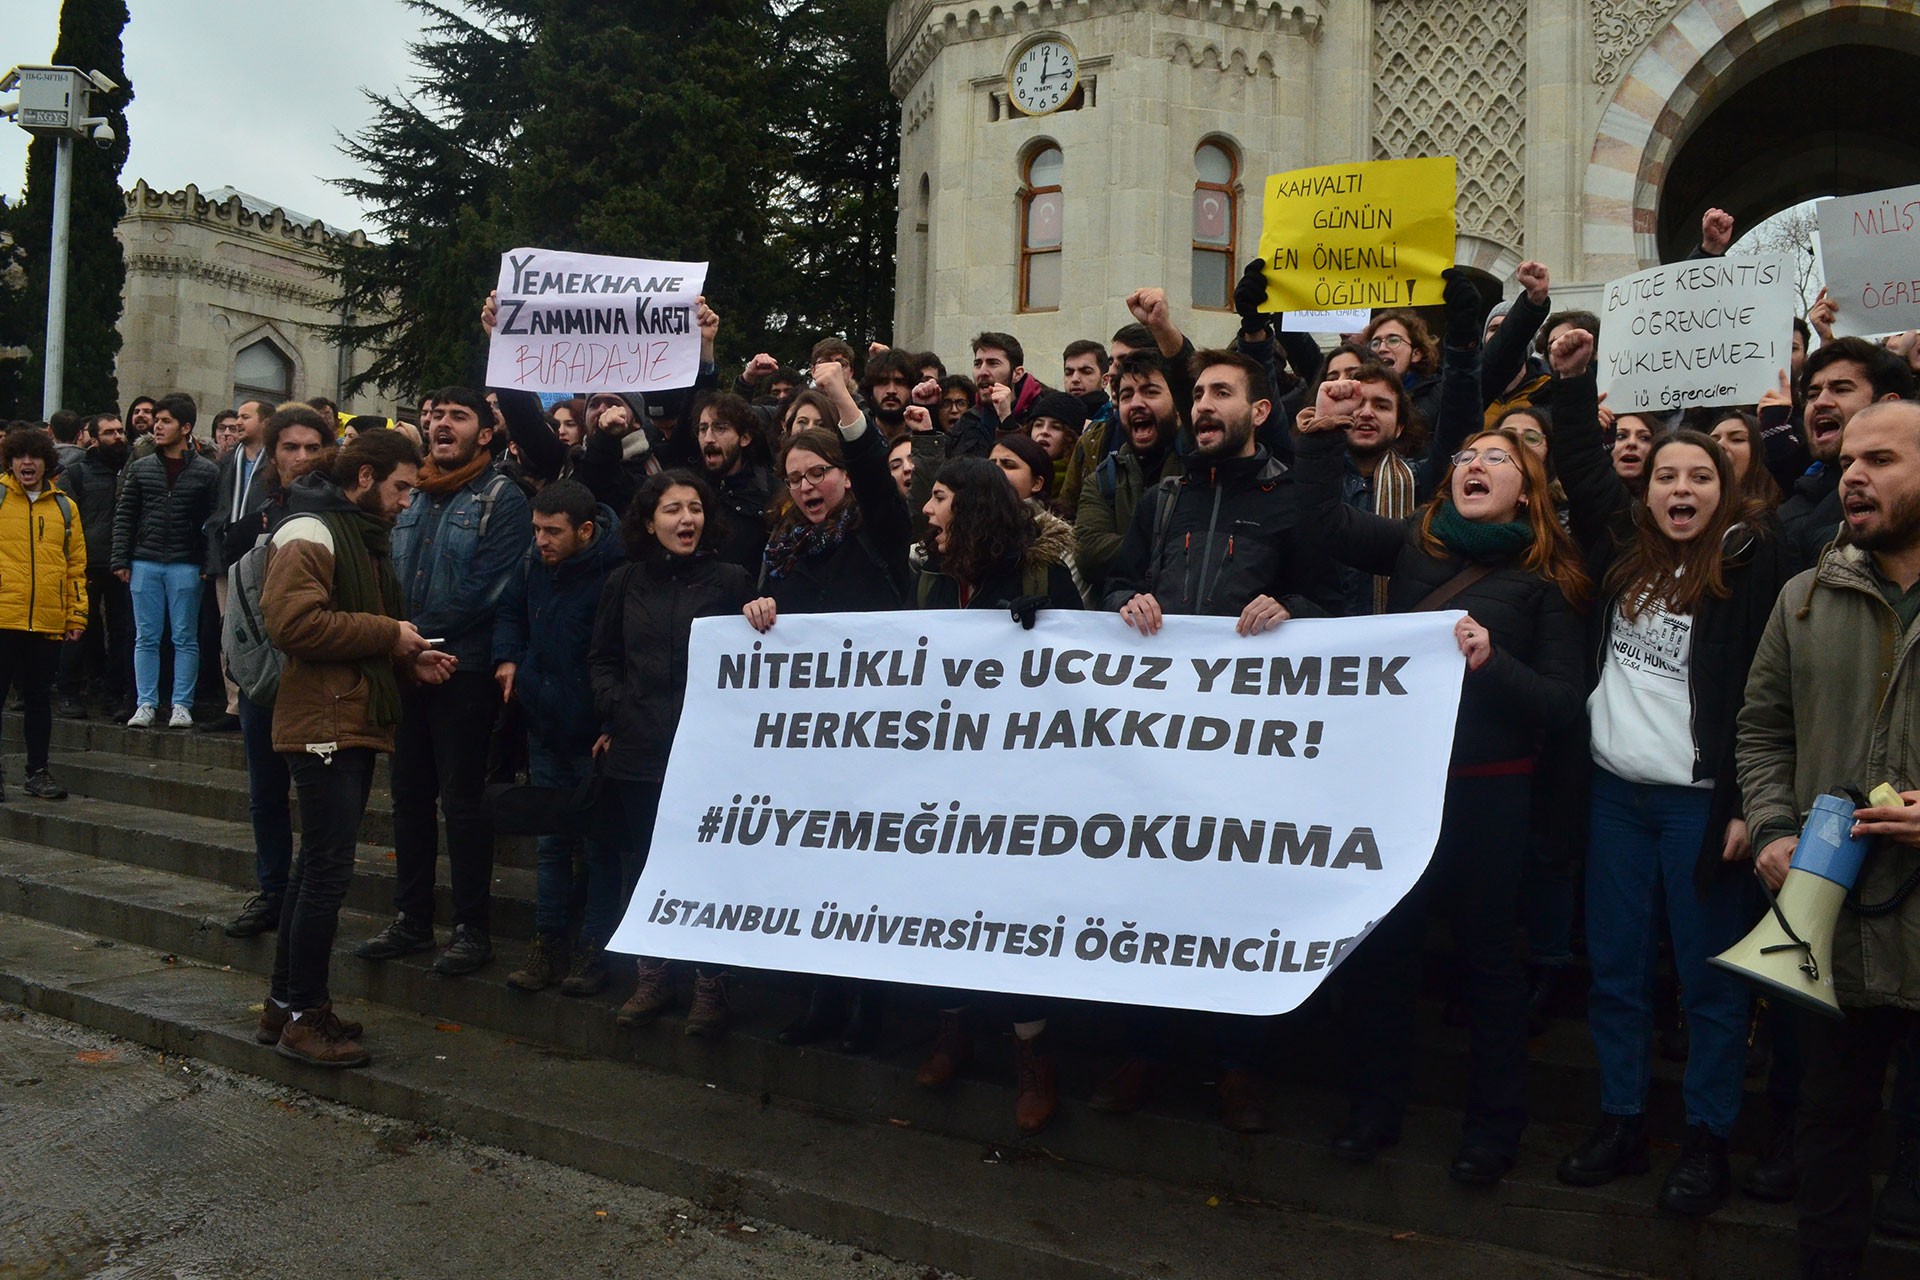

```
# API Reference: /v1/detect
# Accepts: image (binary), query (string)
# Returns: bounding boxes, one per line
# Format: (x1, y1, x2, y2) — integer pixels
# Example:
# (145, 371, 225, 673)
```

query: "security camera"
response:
(90, 121, 114, 149)
(85, 70, 119, 95)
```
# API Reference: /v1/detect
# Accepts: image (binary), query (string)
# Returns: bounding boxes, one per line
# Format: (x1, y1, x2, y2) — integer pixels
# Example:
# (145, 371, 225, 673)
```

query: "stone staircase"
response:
(1, 716, 1913, 1278)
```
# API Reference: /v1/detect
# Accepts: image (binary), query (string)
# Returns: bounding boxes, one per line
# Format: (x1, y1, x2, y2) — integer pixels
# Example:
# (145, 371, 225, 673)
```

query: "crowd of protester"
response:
(3, 206, 1918, 1279)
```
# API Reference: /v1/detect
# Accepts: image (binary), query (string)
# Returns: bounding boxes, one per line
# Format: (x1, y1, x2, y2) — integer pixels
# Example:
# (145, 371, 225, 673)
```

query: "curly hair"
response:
(924, 456, 1035, 589)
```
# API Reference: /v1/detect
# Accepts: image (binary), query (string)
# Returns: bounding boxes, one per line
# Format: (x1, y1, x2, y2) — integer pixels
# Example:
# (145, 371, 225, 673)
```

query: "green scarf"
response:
(317, 508, 405, 728)
(1430, 500, 1534, 561)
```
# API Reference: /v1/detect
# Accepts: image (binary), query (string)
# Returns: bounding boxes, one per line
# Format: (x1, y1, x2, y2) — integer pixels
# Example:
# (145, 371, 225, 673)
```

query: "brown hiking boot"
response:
(1090, 1057, 1157, 1114)
(559, 942, 610, 997)
(615, 958, 674, 1027)
(275, 1002, 371, 1068)
(683, 973, 729, 1038)
(1014, 1035, 1058, 1135)
(1217, 1068, 1269, 1134)
(507, 935, 567, 992)
(256, 1000, 363, 1046)
(915, 1010, 974, 1088)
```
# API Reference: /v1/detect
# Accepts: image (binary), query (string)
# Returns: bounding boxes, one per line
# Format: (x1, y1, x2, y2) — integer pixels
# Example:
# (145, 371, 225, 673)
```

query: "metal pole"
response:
(41, 133, 73, 419)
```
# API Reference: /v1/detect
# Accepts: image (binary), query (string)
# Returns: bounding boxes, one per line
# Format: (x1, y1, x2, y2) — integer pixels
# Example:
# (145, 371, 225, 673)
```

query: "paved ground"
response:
(0, 1005, 950, 1280)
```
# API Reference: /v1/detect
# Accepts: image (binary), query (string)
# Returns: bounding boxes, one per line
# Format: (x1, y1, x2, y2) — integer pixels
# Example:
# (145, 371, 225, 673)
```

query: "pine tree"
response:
(0, 0, 132, 418)
(506, 0, 785, 364)
(766, 0, 899, 355)
(324, 1, 538, 397)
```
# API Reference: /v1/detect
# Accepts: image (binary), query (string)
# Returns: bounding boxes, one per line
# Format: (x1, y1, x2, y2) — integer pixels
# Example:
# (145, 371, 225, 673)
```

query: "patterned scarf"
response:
(762, 500, 861, 582)
(1372, 452, 1419, 615)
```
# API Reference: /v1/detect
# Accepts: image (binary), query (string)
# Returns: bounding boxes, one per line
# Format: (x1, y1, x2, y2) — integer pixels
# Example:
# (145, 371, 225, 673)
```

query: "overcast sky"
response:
(4, 0, 443, 231)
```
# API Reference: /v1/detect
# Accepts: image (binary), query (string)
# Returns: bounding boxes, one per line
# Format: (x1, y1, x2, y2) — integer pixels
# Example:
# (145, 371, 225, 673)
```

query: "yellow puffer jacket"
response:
(0, 473, 88, 636)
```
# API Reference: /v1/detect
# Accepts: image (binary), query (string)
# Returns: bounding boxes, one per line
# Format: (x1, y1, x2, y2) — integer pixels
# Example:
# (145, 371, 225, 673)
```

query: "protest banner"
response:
(609, 610, 1465, 1016)
(1595, 254, 1794, 413)
(1258, 156, 1456, 314)
(484, 248, 708, 395)
(1817, 184, 1920, 336)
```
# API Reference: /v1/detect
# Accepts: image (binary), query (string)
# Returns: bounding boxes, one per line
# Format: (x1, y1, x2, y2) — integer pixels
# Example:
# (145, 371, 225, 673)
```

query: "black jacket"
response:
(59, 450, 124, 570)
(588, 551, 753, 782)
(711, 464, 772, 575)
(205, 447, 274, 572)
(1101, 445, 1340, 619)
(111, 450, 219, 570)
(1549, 370, 1793, 890)
(1776, 464, 1842, 573)
(760, 423, 912, 614)
(1294, 427, 1586, 766)
(916, 512, 1086, 613)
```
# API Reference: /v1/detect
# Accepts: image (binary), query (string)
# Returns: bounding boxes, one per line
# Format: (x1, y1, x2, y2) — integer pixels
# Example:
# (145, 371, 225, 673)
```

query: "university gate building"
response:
(885, 0, 1918, 359)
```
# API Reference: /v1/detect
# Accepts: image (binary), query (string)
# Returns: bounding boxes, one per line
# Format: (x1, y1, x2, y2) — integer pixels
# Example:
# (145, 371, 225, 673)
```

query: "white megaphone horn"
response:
(1709, 792, 1875, 1018)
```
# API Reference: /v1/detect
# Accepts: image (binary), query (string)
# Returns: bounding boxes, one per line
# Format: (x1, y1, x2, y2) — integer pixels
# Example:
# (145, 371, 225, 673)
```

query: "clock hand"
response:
(1040, 48, 1052, 81)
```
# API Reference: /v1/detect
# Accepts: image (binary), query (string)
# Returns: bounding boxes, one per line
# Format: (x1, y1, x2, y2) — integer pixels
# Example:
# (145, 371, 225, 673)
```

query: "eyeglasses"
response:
(1451, 447, 1517, 467)
(1515, 429, 1545, 445)
(1368, 334, 1410, 350)
(784, 463, 839, 489)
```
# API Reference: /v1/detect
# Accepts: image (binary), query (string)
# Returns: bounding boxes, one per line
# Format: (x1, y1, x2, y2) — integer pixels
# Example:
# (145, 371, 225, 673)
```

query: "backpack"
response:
(223, 538, 282, 706)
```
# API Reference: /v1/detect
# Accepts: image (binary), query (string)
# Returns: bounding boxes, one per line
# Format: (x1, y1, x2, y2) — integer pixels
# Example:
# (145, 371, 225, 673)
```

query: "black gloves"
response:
(1233, 259, 1271, 335)
(1440, 267, 1481, 346)
(1010, 596, 1048, 630)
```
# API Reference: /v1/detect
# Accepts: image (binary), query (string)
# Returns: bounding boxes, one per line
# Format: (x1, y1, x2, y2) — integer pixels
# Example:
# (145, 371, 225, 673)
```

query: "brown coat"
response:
(263, 514, 404, 755)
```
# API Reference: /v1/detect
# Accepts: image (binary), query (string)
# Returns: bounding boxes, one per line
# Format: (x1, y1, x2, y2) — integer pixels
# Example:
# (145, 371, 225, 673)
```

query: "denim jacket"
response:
(391, 466, 532, 671)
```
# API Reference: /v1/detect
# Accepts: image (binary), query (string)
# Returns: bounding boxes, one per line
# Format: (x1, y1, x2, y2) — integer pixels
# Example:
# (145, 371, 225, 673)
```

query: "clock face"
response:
(1009, 40, 1078, 116)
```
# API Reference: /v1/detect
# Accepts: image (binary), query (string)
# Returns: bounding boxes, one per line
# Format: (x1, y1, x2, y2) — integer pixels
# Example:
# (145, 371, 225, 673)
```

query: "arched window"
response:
(1192, 142, 1238, 310)
(233, 338, 293, 406)
(916, 173, 932, 338)
(1020, 145, 1063, 313)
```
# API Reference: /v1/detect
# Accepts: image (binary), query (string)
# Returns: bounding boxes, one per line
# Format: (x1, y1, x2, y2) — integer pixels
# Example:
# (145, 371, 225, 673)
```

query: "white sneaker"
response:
(167, 706, 194, 729)
(127, 705, 157, 727)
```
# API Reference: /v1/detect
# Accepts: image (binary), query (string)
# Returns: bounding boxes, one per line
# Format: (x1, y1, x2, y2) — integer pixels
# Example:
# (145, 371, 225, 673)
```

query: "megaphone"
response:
(1709, 792, 1872, 1018)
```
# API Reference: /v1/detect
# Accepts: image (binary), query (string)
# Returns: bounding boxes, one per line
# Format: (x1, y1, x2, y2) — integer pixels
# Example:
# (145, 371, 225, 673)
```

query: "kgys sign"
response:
(611, 610, 1466, 1016)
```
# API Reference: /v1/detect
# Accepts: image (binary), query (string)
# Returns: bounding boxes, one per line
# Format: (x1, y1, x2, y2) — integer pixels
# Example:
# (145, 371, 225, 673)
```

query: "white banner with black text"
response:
(609, 610, 1466, 1015)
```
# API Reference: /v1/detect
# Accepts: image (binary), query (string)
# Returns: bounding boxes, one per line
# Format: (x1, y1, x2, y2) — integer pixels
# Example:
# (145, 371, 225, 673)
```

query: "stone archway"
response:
(1581, 0, 1920, 280)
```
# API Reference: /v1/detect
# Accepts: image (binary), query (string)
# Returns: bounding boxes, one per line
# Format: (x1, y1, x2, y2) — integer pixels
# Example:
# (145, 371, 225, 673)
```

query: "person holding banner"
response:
(911, 453, 1084, 1131)
(588, 470, 753, 1035)
(743, 360, 912, 1052)
(1545, 329, 1791, 1217)
(1294, 384, 1588, 1185)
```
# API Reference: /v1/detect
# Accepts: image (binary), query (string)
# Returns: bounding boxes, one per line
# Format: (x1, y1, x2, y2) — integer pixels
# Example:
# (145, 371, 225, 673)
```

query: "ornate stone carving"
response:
(1372, 0, 1528, 252)
(1589, 0, 1687, 84)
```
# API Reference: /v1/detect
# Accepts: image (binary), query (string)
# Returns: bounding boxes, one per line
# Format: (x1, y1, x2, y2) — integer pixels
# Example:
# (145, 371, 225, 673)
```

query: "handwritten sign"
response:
(1281, 308, 1371, 335)
(1596, 255, 1794, 413)
(1817, 185, 1920, 336)
(485, 248, 708, 394)
(1258, 157, 1456, 313)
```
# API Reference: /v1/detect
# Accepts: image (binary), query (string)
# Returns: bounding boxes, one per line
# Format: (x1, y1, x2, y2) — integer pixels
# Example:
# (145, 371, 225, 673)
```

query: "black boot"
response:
(777, 984, 844, 1046)
(1557, 1113, 1650, 1186)
(1741, 1105, 1798, 1203)
(1657, 1123, 1730, 1217)
(839, 986, 882, 1054)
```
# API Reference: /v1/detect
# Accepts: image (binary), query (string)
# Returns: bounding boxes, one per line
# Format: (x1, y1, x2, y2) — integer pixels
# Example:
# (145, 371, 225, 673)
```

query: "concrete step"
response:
(4, 741, 542, 869)
(0, 789, 540, 942)
(11, 907, 1912, 1280)
(0, 833, 1854, 1182)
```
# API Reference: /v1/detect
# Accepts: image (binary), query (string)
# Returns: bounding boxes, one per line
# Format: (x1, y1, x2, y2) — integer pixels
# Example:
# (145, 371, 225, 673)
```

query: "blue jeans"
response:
(527, 740, 610, 940)
(129, 560, 202, 709)
(1585, 767, 1755, 1136)
(238, 690, 293, 897)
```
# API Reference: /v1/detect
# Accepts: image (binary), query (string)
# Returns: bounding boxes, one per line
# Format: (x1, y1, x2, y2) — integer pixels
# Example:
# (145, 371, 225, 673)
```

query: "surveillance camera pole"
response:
(43, 133, 73, 419)
(2, 64, 109, 418)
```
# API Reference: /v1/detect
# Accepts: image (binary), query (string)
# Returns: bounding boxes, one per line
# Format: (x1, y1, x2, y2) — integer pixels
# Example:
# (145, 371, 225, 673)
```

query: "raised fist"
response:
(1516, 261, 1550, 307)
(867, 340, 890, 361)
(1126, 287, 1171, 332)
(1312, 377, 1362, 423)
(986, 380, 1016, 420)
(480, 289, 498, 335)
(911, 377, 941, 406)
(745, 352, 779, 380)
(811, 361, 849, 398)
(1701, 208, 1735, 257)
(903, 405, 934, 434)
(1549, 327, 1595, 379)
(695, 296, 719, 341)
(1809, 286, 1837, 343)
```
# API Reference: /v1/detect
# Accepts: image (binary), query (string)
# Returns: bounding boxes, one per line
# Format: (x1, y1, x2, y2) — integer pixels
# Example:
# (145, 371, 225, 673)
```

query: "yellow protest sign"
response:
(1258, 157, 1457, 312)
